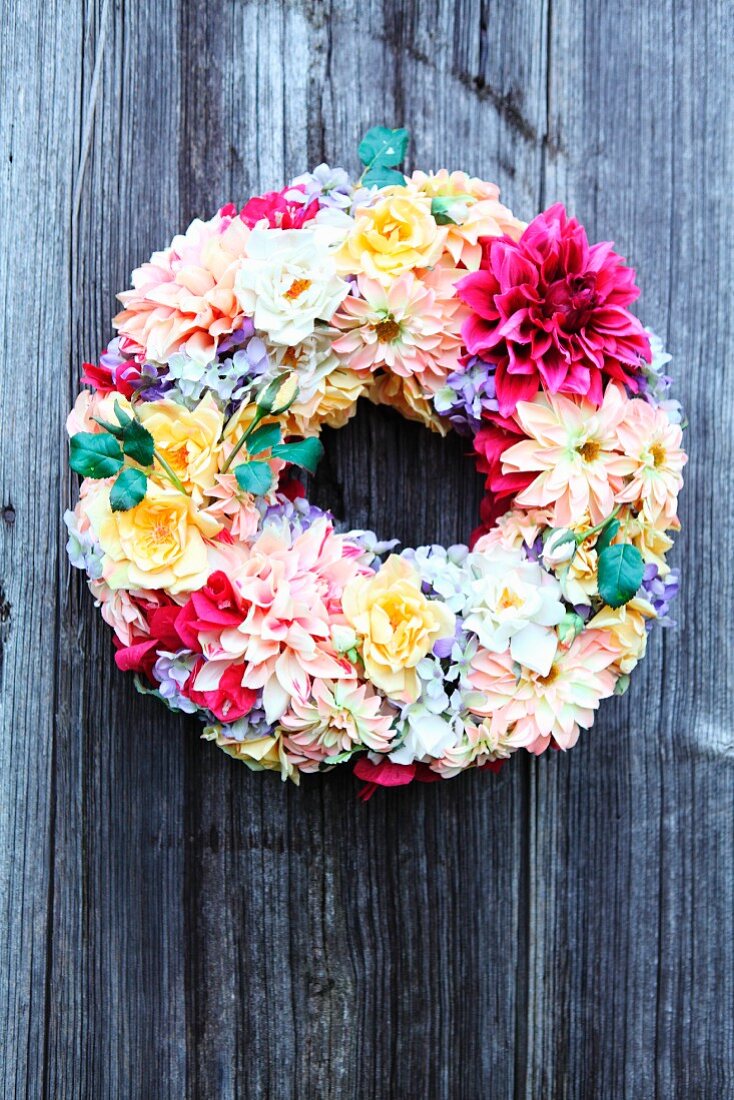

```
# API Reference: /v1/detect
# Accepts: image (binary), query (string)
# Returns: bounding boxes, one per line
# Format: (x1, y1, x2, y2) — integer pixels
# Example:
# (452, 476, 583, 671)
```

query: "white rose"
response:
(462, 549, 565, 676)
(235, 228, 349, 345)
(389, 707, 457, 765)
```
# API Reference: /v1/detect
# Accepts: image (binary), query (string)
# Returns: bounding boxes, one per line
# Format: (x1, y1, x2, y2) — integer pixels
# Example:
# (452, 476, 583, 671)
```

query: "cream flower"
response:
(469, 631, 620, 753)
(367, 372, 449, 435)
(86, 481, 221, 594)
(235, 228, 349, 345)
(202, 726, 298, 783)
(138, 392, 224, 503)
(502, 383, 630, 526)
(280, 678, 396, 770)
(430, 716, 517, 778)
(331, 265, 466, 390)
(335, 188, 447, 284)
(462, 548, 565, 676)
(614, 398, 687, 523)
(408, 169, 525, 270)
(474, 507, 553, 554)
(342, 555, 455, 703)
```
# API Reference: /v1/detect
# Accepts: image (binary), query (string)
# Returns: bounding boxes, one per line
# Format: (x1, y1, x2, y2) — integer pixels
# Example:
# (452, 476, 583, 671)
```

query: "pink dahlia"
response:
(114, 213, 251, 363)
(455, 204, 651, 416)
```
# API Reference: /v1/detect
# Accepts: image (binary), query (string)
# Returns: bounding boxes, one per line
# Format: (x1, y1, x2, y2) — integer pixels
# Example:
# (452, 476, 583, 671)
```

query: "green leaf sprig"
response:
(221, 376, 325, 497)
(69, 399, 184, 512)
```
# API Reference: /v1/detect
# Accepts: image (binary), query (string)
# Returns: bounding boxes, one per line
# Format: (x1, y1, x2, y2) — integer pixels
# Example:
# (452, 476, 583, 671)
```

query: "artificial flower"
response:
(342, 555, 455, 702)
(235, 228, 349, 345)
(455, 204, 651, 416)
(280, 678, 396, 769)
(335, 188, 446, 283)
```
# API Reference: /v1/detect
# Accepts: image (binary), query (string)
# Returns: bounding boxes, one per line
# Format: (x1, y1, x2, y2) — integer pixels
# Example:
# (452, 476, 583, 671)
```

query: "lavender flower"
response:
(640, 564, 680, 628)
(152, 650, 198, 713)
(287, 164, 353, 210)
(216, 705, 276, 742)
(432, 355, 499, 434)
(636, 331, 684, 425)
(64, 509, 104, 579)
(401, 544, 471, 612)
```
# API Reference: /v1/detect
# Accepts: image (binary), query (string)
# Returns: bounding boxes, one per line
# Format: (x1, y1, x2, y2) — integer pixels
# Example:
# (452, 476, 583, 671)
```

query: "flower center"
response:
(537, 665, 559, 686)
(373, 318, 401, 343)
(650, 442, 666, 468)
(545, 272, 598, 331)
(578, 439, 601, 462)
(284, 277, 312, 300)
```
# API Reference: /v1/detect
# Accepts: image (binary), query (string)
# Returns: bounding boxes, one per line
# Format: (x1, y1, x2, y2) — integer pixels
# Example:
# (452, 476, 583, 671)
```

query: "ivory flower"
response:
(86, 481, 221, 594)
(235, 228, 349, 345)
(138, 392, 224, 503)
(335, 188, 447, 283)
(501, 383, 630, 526)
(342, 555, 455, 703)
(587, 597, 656, 675)
(462, 548, 565, 676)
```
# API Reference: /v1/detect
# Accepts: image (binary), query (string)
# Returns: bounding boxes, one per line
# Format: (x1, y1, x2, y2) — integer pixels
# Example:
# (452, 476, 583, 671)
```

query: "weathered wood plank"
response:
(0, 0, 731, 1097)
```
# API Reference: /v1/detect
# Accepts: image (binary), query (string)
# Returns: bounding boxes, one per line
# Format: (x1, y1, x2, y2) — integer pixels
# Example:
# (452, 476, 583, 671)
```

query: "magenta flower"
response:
(455, 203, 651, 416)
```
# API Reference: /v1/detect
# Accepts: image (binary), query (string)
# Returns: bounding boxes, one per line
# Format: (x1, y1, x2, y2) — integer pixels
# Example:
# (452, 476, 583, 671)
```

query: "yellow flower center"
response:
(373, 318, 401, 343)
(498, 587, 523, 611)
(537, 665, 559, 686)
(578, 439, 601, 462)
(284, 277, 312, 300)
(650, 442, 666, 468)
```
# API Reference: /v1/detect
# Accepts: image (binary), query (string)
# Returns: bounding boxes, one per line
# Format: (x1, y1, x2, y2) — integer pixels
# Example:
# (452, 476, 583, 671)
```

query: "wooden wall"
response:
(0, 0, 732, 1095)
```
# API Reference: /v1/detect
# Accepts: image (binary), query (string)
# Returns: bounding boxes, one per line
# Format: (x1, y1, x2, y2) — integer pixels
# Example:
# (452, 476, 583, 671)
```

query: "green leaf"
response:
(122, 419, 155, 466)
(271, 437, 324, 474)
(362, 165, 407, 188)
(235, 460, 274, 496)
(595, 517, 621, 555)
(69, 432, 124, 479)
(246, 422, 282, 456)
(113, 400, 133, 428)
(597, 543, 645, 608)
(358, 126, 410, 170)
(110, 467, 148, 512)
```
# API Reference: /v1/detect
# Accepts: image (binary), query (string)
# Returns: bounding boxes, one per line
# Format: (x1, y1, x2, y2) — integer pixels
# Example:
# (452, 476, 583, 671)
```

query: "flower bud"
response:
(543, 528, 577, 568)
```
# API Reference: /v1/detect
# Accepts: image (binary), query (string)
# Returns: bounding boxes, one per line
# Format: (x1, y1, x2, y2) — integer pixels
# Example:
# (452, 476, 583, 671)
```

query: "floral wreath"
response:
(66, 128, 687, 797)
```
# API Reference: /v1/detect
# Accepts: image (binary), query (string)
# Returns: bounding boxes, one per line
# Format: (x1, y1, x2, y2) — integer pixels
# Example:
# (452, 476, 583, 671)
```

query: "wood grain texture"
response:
(0, 0, 731, 1096)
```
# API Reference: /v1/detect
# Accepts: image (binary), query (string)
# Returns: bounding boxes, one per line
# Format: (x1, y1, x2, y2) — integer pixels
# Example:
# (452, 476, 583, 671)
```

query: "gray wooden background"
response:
(1, 1, 732, 1096)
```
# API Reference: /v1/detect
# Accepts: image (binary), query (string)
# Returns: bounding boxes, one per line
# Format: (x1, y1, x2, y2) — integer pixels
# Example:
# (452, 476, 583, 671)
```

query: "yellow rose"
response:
(286, 367, 367, 436)
(335, 188, 447, 283)
(202, 726, 298, 783)
(342, 555, 455, 702)
(87, 480, 221, 593)
(368, 373, 449, 435)
(588, 597, 656, 675)
(137, 393, 223, 503)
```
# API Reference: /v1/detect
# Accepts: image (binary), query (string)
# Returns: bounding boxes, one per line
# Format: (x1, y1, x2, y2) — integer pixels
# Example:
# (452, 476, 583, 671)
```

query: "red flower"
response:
(352, 756, 441, 801)
(184, 660, 257, 723)
(455, 203, 651, 416)
(175, 571, 242, 652)
(239, 187, 319, 230)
